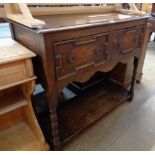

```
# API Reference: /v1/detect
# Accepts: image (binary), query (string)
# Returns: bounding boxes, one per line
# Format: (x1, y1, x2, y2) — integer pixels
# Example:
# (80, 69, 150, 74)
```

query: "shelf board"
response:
(0, 90, 28, 115)
(0, 121, 49, 150)
(0, 77, 36, 91)
(58, 81, 130, 143)
(37, 81, 130, 146)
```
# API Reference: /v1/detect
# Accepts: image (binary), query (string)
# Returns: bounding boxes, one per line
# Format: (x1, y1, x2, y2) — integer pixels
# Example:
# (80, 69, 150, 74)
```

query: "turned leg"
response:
(128, 57, 139, 102)
(48, 92, 61, 151)
(136, 73, 143, 84)
(49, 107, 61, 150)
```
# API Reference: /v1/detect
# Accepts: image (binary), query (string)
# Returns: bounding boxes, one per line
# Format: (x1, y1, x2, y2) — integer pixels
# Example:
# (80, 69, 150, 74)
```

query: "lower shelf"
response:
(37, 81, 130, 146)
(0, 121, 49, 151)
(0, 90, 28, 115)
(58, 81, 130, 144)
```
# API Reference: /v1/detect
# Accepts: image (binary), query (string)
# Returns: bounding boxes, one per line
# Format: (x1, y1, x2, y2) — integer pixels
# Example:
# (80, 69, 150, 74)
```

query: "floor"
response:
(63, 40, 155, 151)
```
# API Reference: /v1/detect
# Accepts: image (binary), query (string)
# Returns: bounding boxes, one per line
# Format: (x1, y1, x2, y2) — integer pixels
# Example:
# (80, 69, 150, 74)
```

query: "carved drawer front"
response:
(113, 25, 145, 58)
(0, 61, 27, 87)
(54, 33, 109, 80)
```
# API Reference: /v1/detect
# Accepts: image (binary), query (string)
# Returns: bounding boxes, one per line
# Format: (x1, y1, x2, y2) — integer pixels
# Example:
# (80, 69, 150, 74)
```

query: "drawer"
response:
(112, 25, 145, 58)
(54, 33, 109, 80)
(0, 61, 27, 87)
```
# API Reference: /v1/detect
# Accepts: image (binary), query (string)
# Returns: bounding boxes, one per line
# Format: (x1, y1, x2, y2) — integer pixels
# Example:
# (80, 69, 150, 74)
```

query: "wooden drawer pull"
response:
(95, 48, 108, 60)
(67, 55, 75, 64)
(95, 48, 102, 56)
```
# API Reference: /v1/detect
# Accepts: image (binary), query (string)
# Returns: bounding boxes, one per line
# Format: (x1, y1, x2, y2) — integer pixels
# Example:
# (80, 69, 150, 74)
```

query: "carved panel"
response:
(54, 33, 109, 80)
(112, 25, 145, 58)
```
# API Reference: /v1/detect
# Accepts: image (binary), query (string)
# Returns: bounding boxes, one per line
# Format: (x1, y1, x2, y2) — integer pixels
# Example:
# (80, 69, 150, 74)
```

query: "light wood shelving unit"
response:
(0, 38, 49, 150)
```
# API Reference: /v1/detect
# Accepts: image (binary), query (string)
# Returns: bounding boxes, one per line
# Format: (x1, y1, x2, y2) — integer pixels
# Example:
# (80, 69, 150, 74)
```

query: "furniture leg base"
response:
(127, 95, 134, 102)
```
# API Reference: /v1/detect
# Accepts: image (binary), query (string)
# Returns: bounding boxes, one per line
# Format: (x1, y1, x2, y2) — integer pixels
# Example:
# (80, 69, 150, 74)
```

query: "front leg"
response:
(50, 107, 61, 150)
(128, 56, 139, 102)
(48, 91, 61, 151)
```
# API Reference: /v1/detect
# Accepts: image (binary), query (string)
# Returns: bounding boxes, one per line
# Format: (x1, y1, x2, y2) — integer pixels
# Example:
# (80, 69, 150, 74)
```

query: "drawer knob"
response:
(67, 55, 75, 64)
(95, 48, 102, 56)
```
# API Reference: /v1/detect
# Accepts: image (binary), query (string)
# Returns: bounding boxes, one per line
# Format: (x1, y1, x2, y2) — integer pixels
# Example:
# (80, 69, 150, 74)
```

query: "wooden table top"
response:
(0, 38, 36, 65)
(34, 12, 149, 33)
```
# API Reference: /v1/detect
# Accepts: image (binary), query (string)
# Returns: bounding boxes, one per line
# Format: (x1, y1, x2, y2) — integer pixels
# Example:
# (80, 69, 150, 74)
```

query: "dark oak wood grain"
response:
(7, 11, 149, 150)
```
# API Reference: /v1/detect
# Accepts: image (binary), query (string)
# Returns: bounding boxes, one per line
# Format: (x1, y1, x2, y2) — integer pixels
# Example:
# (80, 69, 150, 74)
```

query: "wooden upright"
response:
(4, 3, 45, 28)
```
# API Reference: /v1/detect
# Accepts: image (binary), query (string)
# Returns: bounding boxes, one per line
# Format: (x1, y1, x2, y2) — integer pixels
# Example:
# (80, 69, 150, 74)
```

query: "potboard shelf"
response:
(59, 81, 130, 144)
(37, 81, 130, 146)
